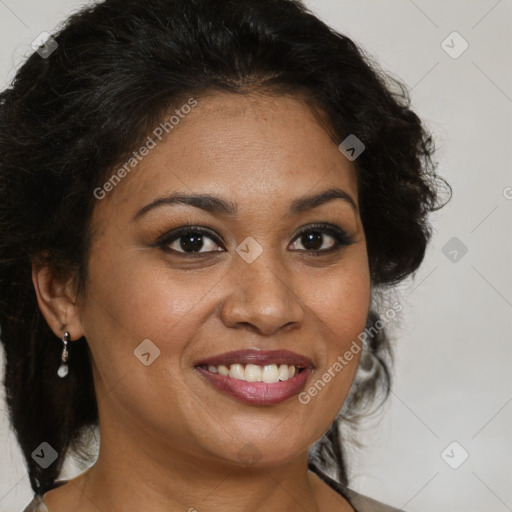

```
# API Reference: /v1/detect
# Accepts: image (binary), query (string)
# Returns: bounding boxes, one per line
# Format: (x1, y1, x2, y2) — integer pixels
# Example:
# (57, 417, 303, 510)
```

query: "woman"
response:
(0, 0, 448, 511)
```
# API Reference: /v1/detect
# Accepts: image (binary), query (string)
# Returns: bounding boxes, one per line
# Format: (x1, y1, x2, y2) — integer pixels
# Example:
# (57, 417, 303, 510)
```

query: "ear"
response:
(31, 260, 84, 341)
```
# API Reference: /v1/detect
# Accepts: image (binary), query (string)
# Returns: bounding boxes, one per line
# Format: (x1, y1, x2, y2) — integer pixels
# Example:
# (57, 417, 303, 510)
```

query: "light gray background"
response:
(1, 1, 511, 511)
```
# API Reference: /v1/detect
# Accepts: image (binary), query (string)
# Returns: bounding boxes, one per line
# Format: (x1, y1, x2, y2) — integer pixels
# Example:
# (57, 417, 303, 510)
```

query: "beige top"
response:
(23, 466, 406, 512)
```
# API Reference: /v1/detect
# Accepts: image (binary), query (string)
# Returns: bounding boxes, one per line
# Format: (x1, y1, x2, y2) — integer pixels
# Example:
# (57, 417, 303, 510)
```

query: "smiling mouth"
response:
(196, 363, 306, 383)
(194, 363, 312, 406)
(193, 349, 314, 404)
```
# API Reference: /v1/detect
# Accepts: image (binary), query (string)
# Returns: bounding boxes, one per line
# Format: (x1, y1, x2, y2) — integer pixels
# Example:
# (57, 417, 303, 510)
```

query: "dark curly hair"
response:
(0, 0, 449, 497)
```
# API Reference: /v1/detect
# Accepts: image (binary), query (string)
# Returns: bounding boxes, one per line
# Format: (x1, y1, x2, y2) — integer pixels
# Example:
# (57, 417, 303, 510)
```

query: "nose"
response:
(219, 250, 305, 336)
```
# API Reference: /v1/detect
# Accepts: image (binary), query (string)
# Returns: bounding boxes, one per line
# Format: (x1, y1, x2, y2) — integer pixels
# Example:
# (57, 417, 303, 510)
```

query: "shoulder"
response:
(342, 487, 407, 512)
(309, 462, 406, 512)
(22, 494, 48, 512)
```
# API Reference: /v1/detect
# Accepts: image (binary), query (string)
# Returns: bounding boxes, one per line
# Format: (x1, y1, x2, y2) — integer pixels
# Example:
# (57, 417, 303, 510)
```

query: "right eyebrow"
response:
(132, 186, 358, 222)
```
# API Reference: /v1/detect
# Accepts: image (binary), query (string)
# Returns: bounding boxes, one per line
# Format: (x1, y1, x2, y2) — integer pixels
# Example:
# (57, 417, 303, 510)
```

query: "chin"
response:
(214, 440, 307, 470)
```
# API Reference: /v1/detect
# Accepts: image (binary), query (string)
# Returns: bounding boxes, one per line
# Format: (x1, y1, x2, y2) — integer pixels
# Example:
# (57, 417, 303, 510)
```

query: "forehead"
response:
(91, 92, 358, 227)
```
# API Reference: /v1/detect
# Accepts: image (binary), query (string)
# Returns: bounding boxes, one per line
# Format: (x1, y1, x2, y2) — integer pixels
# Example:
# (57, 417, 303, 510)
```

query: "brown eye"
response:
(290, 230, 337, 252)
(289, 223, 355, 255)
(168, 231, 221, 253)
(157, 227, 224, 257)
(156, 223, 354, 259)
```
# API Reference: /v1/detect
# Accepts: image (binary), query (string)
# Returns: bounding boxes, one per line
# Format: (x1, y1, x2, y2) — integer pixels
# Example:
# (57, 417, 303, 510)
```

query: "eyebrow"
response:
(132, 186, 358, 221)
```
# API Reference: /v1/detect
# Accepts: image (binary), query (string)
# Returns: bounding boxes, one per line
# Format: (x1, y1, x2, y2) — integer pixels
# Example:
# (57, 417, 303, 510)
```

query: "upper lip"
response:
(194, 349, 314, 369)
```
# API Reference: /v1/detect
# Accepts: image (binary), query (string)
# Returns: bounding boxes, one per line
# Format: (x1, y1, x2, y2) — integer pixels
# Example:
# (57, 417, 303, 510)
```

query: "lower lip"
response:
(195, 366, 313, 405)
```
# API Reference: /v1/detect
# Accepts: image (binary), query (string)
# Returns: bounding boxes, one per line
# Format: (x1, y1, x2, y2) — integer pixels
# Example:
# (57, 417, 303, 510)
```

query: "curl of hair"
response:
(0, 0, 450, 495)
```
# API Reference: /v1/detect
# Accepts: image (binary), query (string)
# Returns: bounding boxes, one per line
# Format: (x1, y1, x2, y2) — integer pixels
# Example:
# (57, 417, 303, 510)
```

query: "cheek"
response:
(86, 247, 218, 338)
(293, 263, 370, 436)
(308, 258, 371, 348)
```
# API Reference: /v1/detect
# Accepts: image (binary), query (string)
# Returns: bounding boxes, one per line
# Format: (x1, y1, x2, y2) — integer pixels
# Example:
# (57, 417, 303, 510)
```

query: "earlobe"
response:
(31, 261, 84, 341)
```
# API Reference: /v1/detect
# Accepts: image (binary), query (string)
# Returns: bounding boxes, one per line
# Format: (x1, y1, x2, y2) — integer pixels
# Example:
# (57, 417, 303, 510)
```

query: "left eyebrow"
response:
(132, 186, 358, 222)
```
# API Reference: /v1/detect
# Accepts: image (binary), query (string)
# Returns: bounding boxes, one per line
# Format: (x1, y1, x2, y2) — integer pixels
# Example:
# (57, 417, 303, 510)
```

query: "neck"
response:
(49, 414, 326, 512)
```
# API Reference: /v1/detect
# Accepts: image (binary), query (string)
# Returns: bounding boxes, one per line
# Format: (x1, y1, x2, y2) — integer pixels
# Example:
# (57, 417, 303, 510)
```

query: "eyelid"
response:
(153, 225, 222, 245)
(292, 223, 354, 244)
(154, 222, 355, 256)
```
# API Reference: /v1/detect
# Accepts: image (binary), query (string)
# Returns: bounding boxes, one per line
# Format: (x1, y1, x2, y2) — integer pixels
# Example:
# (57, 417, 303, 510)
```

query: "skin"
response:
(33, 91, 371, 512)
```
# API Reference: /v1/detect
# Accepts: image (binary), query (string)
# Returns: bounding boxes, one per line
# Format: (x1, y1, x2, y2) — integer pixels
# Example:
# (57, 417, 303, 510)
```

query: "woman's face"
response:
(76, 92, 371, 469)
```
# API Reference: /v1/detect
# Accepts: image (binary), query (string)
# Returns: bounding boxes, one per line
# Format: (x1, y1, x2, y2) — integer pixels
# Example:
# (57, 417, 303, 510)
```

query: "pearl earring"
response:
(57, 331, 70, 378)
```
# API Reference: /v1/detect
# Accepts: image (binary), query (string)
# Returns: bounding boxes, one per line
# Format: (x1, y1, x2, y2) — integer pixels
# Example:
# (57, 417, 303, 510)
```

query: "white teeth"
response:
(218, 365, 229, 376)
(245, 364, 262, 382)
(262, 364, 280, 383)
(229, 363, 245, 380)
(204, 363, 300, 382)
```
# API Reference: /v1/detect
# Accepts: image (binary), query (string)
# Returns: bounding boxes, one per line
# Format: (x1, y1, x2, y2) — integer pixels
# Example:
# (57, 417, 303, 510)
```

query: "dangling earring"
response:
(57, 331, 71, 378)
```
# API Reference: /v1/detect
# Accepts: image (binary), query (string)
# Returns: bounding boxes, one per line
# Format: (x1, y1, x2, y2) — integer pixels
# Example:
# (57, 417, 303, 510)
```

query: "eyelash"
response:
(155, 223, 355, 259)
